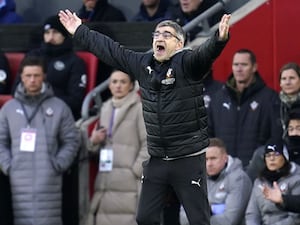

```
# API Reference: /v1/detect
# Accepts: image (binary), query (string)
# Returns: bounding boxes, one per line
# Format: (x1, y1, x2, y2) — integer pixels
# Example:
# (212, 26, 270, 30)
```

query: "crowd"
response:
(0, 1, 300, 225)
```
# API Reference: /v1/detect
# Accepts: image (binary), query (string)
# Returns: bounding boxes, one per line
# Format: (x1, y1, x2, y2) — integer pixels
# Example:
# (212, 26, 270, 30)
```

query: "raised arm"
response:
(58, 9, 82, 35)
(218, 14, 231, 41)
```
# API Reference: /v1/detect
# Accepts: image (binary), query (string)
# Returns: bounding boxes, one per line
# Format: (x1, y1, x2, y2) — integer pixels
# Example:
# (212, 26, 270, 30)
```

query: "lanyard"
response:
(20, 101, 43, 127)
(107, 107, 115, 138)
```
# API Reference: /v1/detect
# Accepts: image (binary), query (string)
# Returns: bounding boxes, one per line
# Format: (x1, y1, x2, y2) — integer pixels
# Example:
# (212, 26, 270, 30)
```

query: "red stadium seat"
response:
(4, 52, 25, 87)
(76, 51, 98, 94)
(0, 52, 25, 107)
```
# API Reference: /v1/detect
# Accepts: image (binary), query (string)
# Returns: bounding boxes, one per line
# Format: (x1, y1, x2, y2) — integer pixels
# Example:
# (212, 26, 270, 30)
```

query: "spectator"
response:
(78, 0, 126, 22)
(180, 138, 252, 225)
(285, 107, 300, 165)
(263, 181, 300, 213)
(85, 70, 148, 225)
(245, 63, 300, 181)
(0, 51, 11, 94)
(11, 16, 87, 224)
(278, 62, 300, 139)
(0, 0, 23, 24)
(245, 139, 300, 224)
(207, 49, 282, 168)
(132, 0, 172, 22)
(0, 56, 79, 225)
(13, 15, 87, 120)
(58, 9, 230, 225)
(168, 0, 227, 42)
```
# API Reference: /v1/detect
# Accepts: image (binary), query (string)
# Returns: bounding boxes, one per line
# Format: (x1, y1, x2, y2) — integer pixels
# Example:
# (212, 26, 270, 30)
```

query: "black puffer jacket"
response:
(73, 24, 228, 158)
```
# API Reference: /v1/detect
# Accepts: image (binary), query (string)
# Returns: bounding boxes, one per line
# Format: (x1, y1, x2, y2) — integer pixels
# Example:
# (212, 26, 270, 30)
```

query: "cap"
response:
(265, 139, 289, 161)
(43, 15, 69, 37)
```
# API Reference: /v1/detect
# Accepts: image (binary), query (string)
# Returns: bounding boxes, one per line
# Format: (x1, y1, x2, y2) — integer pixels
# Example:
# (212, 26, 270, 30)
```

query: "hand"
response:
(262, 181, 283, 204)
(90, 125, 107, 145)
(218, 14, 231, 41)
(58, 9, 82, 35)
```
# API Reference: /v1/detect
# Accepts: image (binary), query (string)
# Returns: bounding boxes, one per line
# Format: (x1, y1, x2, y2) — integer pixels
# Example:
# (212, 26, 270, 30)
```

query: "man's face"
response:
(152, 26, 183, 62)
(232, 53, 257, 86)
(21, 66, 45, 95)
(280, 69, 300, 96)
(206, 146, 228, 176)
(44, 29, 65, 45)
(143, 0, 159, 7)
(83, 0, 97, 11)
(288, 119, 300, 136)
(180, 0, 203, 14)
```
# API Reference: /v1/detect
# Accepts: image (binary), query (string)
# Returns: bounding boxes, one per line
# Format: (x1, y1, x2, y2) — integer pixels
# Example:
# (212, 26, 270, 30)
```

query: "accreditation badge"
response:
(99, 148, 113, 172)
(20, 128, 37, 152)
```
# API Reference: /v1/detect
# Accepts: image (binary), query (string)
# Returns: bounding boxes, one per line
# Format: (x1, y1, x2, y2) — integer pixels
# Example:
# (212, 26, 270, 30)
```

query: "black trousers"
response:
(136, 154, 210, 225)
(0, 172, 13, 225)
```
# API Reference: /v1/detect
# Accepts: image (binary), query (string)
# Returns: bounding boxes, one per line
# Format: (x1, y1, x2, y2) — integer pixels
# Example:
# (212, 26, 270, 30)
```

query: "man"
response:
(0, 56, 79, 225)
(78, 0, 126, 22)
(59, 9, 230, 224)
(0, 0, 23, 24)
(132, 0, 172, 22)
(208, 49, 282, 168)
(285, 107, 300, 164)
(180, 138, 252, 225)
(13, 15, 87, 120)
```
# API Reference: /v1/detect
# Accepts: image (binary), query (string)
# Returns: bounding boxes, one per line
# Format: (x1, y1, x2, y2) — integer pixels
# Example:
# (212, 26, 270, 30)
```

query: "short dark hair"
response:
(208, 138, 227, 153)
(18, 56, 47, 75)
(235, 49, 257, 64)
(155, 20, 185, 43)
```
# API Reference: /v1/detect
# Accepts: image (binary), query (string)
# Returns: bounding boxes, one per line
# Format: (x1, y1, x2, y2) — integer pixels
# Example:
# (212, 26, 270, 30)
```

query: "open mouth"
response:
(156, 44, 165, 53)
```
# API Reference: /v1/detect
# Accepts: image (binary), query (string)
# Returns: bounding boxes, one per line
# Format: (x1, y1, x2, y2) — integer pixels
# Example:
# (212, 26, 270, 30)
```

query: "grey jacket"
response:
(246, 162, 300, 225)
(0, 83, 79, 225)
(208, 156, 252, 225)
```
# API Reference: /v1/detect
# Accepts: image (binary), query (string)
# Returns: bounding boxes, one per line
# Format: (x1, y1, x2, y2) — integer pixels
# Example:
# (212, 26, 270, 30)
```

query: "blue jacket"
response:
(0, 0, 23, 24)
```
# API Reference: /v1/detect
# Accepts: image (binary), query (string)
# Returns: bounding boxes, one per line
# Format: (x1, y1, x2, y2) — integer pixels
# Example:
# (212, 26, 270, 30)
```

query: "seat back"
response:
(0, 52, 25, 108)
(4, 52, 25, 88)
(75, 51, 98, 94)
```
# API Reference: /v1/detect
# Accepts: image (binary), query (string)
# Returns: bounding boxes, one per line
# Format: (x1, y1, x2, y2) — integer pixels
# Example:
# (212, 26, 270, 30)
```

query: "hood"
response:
(14, 82, 54, 104)
(0, 0, 16, 11)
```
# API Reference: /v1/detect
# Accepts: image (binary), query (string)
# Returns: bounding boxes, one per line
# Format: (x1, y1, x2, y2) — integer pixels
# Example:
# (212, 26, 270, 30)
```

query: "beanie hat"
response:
(265, 139, 289, 161)
(43, 15, 69, 37)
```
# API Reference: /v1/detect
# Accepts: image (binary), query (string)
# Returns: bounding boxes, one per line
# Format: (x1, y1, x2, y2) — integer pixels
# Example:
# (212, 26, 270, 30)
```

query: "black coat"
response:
(0, 51, 11, 94)
(78, 0, 126, 22)
(208, 73, 282, 166)
(73, 24, 228, 158)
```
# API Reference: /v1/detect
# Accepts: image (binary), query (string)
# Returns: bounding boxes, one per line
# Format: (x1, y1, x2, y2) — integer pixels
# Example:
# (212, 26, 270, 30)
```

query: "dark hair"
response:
(209, 138, 227, 153)
(235, 49, 257, 64)
(155, 20, 185, 43)
(279, 62, 300, 80)
(18, 56, 47, 75)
